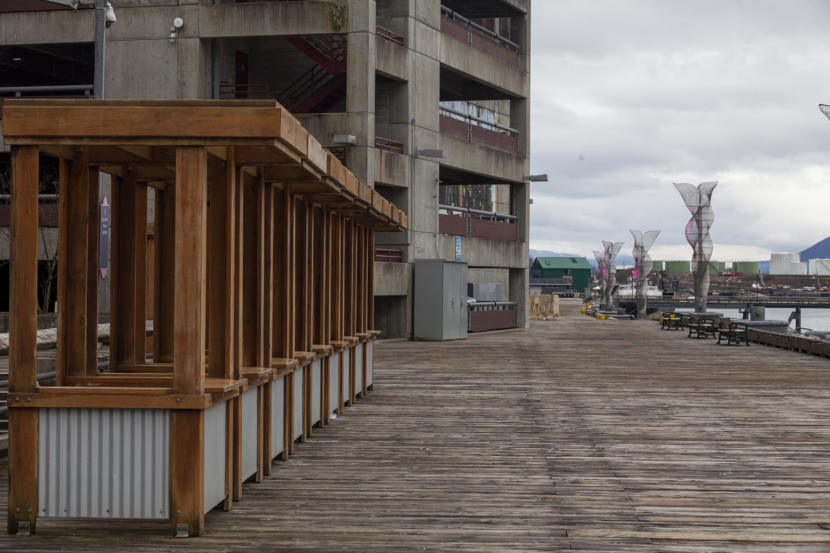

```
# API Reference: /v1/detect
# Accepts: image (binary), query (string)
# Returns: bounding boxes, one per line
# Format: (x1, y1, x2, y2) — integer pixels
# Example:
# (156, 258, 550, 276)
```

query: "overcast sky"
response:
(528, 0, 830, 262)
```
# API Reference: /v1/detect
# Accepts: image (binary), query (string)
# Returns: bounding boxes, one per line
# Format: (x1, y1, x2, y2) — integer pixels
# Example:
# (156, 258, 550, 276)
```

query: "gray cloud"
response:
(529, 0, 830, 260)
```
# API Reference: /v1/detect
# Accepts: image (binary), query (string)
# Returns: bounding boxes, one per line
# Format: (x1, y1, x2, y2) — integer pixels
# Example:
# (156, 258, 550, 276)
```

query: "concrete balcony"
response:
(199, 1, 346, 39)
(436, 233, 527, 269)
(439, 117, 525, 184)
(376, 30, 408, 81)
(374, 260, 410, 296)
(375, 148, 409, 188)
(0, 8, 92, 45)
(439, 8, 527, 97)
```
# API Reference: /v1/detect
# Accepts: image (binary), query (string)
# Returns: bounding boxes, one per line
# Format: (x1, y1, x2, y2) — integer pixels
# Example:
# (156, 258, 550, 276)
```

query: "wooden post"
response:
(153, 186, 175, 364)
(368, 229, 375, 329)
(86, 167, 100, 373)
(170, 410, 205, 537)
(242, 169, 265, 367)
(110, 173, 148, 368)
(273, 188, 294, 359)
(170, 147, 207, 535)
(207, 149, 236, 379)
(262, 182, 274, 474)
(172, 147, 207, 394)
(8, 146, 39, 535)
(57, 154, 95, 382)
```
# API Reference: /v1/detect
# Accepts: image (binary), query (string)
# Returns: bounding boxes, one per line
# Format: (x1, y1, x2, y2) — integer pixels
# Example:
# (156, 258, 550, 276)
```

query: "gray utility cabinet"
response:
(414, 260, 468, 341)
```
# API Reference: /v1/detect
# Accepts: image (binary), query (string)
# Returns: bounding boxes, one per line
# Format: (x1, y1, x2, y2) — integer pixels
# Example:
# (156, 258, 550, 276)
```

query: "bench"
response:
(660, 312, 681, 330)
(717, 320, 750, 346)
(688, 315, 718, 339)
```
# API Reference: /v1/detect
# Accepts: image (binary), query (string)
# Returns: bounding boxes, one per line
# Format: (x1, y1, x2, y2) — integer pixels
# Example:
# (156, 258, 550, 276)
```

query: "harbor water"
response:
(676, 307, 830, 332)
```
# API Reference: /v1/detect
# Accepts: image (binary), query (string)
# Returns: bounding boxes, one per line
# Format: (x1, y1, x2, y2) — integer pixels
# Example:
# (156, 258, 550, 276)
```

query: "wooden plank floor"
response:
(2, 299, 830, 551)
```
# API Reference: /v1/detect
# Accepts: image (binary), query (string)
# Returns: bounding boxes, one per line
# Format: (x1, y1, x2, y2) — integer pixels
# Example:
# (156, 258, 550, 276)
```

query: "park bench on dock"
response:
(660, 312, 681, 330)
(2, 99, 405, 537)
(717, 319, 750, 346)
(687, 314, 719, 339)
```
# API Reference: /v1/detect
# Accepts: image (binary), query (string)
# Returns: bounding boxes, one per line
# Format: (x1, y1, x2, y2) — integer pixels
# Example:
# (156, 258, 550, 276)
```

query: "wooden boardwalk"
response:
(2, 299, 830, 551)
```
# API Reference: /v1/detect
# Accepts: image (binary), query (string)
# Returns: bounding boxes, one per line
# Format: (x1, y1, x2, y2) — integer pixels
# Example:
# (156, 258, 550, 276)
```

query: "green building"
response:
(732, 261, 760, 274)
(531, 257, 592, 293)
(665, 260, 691, 274)
(707, 261, 726, 275)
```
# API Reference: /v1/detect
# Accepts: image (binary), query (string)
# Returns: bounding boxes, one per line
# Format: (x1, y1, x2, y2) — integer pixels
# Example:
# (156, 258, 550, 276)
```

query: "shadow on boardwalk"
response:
(2, 299, 830, 552)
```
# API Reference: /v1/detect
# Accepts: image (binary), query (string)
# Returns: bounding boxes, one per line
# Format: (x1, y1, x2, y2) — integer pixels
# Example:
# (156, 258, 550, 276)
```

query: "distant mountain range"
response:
(531, 236, 830, 273)
(801, 236, 830, 262)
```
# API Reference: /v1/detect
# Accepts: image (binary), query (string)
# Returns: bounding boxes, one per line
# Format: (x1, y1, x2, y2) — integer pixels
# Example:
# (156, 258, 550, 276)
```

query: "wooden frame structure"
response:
(3, 99, 405, 536)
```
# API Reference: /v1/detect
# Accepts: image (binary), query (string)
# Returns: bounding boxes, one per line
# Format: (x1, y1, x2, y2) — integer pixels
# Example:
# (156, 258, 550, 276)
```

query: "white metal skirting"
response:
(311, 360, 321, 425)
(38, 408, 169, 519)
(271, 376, 285, 458)
(241, 388, 258, 481)
(355, 345, 363, 393)
(293, 367, 303, 440)
(203, 401, 226, 514)
(367, 341, 373, 387)
(342, 350, 351, 402)
(328, 352, 339, 415)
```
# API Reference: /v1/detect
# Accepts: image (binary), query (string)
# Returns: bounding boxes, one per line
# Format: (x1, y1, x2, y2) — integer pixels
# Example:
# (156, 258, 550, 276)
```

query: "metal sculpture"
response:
(630, 230, 661, 318)
(602, 240, 624, 310)
(593, 250, 605, 305)
(674, 181, 717, 313)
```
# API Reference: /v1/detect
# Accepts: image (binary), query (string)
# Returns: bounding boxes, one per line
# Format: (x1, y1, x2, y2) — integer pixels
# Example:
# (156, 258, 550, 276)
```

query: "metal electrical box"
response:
(414, 260, 468, 341)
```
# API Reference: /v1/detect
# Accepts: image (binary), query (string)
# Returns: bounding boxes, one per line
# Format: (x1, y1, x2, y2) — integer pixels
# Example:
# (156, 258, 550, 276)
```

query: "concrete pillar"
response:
(346, 0, 377, 186)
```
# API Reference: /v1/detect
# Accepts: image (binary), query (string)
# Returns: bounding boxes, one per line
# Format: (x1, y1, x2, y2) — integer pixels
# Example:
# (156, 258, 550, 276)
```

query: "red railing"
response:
(376, 25, 405, 47)
(439, 206, 518, 241)
(440, 6, 521, 67)
(218, 83, 271, 99)
(375, 248, 404, 262)
(375, 136, 405, 154)
(439, 107, 519, 155)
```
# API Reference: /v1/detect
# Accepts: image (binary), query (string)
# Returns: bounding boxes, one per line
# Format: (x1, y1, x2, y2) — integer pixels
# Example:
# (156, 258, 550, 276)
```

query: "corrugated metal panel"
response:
(241, 388, 258, 480)
(367, 342, 373, 387)
(270, 376, 285, 458)
(38, 408, 169, 519)
(293, 367, 303, 439)
(355, 345, 363, 392)
(311, 360, 321, 425)
(342, 349, 351, 402)
(329, 353, 339, 415)
(203, 402, 226, 514)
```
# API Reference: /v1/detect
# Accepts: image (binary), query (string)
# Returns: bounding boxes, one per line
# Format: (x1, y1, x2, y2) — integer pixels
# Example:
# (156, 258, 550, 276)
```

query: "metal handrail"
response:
(439, 204, 517, 222)
(0, 84, 94, 95)
(376, 25, 405, 47)
(375, 136, 405, 154)
(375, 248, 403, 262)
(439, 106, 518, 136)
(440, 6, 521, 52)
(218, 82, 271, 99)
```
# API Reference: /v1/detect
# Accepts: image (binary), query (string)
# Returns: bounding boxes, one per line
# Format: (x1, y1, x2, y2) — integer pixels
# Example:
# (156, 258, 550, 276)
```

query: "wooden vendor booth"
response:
(3, 100, 405, 536)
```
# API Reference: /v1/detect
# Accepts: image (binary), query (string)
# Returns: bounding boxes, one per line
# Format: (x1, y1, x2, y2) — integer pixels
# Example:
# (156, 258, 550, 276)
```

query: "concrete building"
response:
(0, 0, 531, 338)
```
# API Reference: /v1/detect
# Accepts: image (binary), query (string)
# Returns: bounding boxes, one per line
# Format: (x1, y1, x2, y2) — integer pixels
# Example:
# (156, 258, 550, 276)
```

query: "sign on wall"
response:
(455, 235, 462, 261)
(100, 197, 110, 278)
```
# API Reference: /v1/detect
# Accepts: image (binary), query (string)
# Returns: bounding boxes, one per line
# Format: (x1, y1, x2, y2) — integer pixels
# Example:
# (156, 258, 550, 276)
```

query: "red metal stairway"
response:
(277, 35, 347, 113)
